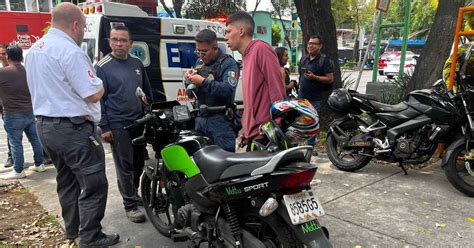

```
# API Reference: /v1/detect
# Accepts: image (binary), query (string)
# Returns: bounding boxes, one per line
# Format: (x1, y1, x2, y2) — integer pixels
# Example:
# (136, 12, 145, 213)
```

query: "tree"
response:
(407, 0, 465, 92)
(251, 0, 262, 18)
(271, 0, 292, 48)
(159, 0, 185, 18)
(183, 0, 245, 19)
(294, 0, 342, 130)
(272, 24, 282, 46)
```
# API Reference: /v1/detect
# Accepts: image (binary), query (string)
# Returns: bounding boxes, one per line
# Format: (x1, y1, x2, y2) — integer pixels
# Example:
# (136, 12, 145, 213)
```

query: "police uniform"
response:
(25, 28, 108, 243)
(192, 50, 239, 152)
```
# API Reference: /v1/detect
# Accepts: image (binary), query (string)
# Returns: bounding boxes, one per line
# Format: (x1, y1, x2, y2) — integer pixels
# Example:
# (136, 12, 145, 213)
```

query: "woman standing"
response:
(275, 47, 297, 97)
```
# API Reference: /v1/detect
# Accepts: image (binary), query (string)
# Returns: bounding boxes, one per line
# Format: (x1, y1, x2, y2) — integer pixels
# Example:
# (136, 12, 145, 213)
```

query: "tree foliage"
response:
(183, 0, 245, 19)
(271, 0, 292, 48)
(272, 24, 282, 46)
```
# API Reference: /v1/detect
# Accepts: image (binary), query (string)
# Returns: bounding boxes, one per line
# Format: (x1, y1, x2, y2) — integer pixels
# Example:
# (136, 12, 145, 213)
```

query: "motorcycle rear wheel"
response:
(444, 144, 474, 197)
(141, 173, 176, 236)
(326, 119, 372, 172)
(240, 208, 302, 248)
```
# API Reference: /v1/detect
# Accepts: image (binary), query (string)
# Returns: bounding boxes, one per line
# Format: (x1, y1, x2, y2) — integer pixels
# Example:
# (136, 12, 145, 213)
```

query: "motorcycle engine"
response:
(394, 125, 432, 159)
(394, 138, 416, 159)
(176, 204, 201, 231)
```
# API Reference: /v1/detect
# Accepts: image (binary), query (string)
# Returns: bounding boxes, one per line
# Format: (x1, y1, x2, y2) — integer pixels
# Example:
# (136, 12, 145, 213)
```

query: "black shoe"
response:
(80, 233, 120, 248)
(4, 157, 12, 168)
(126, 208, 146, 223)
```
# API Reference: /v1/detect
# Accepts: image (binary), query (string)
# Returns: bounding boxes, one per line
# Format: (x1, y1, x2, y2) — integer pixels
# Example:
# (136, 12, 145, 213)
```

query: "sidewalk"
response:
(0, 126, 473, 247)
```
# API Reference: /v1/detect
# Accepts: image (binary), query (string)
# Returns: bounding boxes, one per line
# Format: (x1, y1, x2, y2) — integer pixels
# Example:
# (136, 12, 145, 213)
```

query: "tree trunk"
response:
(159, 0, 174, 17)
(294, 0, 342, 130)
(251, 0, 261, 18)
(271, 0, 292, 49)
(173, 0, 184, 18)
(407, 0, 465, 92)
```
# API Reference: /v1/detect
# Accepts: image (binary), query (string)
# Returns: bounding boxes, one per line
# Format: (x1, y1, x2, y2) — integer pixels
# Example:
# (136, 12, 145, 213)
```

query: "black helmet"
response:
(328, 88, 352, 113)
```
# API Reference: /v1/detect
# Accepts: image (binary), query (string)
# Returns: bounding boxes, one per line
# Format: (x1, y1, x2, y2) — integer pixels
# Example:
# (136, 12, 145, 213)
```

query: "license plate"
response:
(283, 189, 325, 225)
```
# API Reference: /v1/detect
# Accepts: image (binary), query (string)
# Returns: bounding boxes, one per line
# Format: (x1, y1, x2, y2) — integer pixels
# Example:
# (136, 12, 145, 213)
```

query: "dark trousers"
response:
(36, 117, 108, 243)
(110, 127, 144, 211)
(195, 114, 236, 152)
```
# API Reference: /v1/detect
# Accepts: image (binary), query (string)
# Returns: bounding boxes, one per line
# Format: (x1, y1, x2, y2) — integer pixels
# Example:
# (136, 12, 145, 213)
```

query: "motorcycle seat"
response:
(369, 100, 409, 112)
(192, 145, 273, 183)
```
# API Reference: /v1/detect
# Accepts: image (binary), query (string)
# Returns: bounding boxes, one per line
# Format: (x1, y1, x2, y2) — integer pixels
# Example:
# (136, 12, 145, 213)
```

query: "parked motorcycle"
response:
(129, 97, 332, 247)
(326, 70, 474, 196)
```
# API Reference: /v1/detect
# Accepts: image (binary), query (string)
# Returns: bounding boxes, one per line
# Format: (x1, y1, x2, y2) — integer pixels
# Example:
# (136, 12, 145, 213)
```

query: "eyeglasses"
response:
(308, 42, 321, 46)
(195, 49, 210, 56)
(109, 38, 130, 44)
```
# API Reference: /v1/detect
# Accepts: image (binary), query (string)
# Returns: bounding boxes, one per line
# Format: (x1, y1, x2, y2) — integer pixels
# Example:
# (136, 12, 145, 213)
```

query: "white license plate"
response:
(283, 189, 325, 225)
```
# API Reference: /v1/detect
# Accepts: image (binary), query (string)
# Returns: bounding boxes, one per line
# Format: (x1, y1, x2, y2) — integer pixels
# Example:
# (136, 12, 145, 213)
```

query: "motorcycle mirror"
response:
(136, 87, 149, 106)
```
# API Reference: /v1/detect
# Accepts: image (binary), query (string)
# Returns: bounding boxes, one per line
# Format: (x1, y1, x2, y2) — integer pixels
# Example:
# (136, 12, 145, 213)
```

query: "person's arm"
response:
(257, 45, 286, 102)
(305, 57, 334, 84)
(64, 51, 104, 102)
(141, 63, 154, 103)
(188, 59, 239, 99)
(94, 65, 111, 134)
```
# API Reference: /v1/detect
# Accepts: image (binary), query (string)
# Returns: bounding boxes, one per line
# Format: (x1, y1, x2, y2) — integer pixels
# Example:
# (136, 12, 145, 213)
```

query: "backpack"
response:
(317, 54, 335, 92)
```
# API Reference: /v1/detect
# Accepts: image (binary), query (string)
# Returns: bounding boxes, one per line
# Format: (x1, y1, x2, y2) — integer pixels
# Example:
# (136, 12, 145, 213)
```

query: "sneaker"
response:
(79, 233, 120, 248)
(126, 208, 146, 223)
(29, 164, 46, 172)
(4, 157, 12, 168)
(1, 170, 26, 179)
(312, 149, 319, 157)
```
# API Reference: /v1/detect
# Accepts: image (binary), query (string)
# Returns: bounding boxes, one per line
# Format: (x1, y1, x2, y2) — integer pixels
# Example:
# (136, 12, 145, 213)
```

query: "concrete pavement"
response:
(1, 127, 473, 247)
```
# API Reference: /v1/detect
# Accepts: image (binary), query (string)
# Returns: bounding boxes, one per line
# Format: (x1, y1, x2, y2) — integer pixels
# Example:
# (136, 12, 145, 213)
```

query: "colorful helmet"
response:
(269, 99, 320, 144)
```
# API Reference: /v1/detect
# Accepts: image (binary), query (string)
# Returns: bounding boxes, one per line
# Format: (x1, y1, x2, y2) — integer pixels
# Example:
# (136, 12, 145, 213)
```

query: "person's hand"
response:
(184, 69, 197, 80)
(101, 131, 113, 143)
(187, 74, 205, 87)
(288, 80, 296, 89)
(238, 135, 247, 148)
(304, 71, 317, 80)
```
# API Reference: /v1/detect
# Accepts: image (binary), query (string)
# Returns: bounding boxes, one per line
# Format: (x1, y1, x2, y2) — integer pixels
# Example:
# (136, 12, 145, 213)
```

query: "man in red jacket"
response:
(225, 11, 286, 150)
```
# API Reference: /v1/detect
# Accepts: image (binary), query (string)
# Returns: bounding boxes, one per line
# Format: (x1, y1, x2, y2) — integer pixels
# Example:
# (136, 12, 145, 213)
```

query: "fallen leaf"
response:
(404, 193, 409, 196)
(343, 183, 350, 187)
(354, 245, 362, 248)
(468, 217, 474, 223)
(415, 227, 423, 233)
(423, 202, 430, 205)
(435, 223, 447, 228)
(457, 232, 463, 238)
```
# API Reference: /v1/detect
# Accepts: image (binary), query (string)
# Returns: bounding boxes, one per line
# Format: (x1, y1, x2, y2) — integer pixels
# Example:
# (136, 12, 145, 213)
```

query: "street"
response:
(0, 119, 473, 247)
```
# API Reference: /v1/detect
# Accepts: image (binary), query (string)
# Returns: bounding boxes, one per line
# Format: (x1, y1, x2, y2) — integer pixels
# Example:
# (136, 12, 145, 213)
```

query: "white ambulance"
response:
(78, 1, 243, 105)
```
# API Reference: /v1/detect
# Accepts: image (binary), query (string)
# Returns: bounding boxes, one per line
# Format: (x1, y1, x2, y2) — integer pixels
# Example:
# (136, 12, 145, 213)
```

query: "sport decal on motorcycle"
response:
(225, 185, 242, 196)
(300, 220, 322, 234)
(244, 182, 269, 192)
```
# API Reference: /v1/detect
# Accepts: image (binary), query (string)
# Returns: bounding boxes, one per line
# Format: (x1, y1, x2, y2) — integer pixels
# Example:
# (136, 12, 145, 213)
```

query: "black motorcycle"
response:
(130, 100, 331, 247)
(326, 76, 474, 196)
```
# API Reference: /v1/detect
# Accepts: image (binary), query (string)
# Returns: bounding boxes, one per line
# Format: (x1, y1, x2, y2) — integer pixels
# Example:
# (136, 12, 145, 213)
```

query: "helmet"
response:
(269, 99, 320, 144)
(327, 88, 353, 113)
(259, 120, 292, 150)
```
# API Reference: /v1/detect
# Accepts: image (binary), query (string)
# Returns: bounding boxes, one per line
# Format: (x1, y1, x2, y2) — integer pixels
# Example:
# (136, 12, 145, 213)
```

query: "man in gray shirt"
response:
(25, 3, 119, 247)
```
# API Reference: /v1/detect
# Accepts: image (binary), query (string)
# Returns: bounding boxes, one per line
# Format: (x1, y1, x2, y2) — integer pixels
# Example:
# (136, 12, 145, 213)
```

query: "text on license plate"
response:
(283, 190, 325, 225)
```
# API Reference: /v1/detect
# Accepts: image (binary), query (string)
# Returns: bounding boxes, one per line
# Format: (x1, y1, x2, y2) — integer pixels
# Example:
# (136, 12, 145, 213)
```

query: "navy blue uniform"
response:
(298, 53, 334, 104)
(192, 50, 239, 152)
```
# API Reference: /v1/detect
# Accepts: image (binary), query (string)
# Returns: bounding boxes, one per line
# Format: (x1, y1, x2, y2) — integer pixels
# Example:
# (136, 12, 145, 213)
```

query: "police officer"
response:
(185, 29, 240, 152)
(25, 3, 119, 247)
(95, 26, 153, 223)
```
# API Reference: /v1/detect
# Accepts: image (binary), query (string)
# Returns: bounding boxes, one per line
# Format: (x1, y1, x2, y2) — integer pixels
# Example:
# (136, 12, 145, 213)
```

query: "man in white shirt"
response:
(25, 3, 119, 247)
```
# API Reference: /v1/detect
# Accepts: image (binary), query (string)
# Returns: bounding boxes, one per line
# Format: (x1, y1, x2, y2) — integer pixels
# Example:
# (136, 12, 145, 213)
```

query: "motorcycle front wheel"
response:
(141, 171, 178, 236)
(444, 143, 474, 197)
(326, 119, 372, 172)
(240, 208, 302, 248)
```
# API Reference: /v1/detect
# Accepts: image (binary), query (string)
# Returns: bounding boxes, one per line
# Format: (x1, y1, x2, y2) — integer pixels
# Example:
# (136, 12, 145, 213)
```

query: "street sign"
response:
(376, 0, 391, 13)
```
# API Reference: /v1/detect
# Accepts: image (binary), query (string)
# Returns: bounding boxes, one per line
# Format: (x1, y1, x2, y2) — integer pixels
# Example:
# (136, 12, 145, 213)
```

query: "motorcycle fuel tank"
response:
(405, 89, 460, 124)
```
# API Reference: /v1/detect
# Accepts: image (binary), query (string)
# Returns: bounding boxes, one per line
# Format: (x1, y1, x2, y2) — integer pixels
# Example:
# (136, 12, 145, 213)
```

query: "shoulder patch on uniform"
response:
(228, 71, 237, 78)
(96, 55, 112, 67)
(228, 77, 237, 87)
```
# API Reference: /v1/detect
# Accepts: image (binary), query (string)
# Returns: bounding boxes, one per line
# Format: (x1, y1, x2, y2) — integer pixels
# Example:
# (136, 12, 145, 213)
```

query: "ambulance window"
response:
(81, 39, 96, 63)
(38, 0, 49, 12)
(9, 0, 26, 11)
(25, 0, 38, 12)
(0, 0, 6, 11)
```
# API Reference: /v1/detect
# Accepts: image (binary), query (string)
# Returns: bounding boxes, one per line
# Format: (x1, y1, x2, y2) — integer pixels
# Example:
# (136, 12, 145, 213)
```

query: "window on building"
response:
(38, 0, 50, 12)
(10, 0, 26, 11)
(257, 26, 267, 35)
(0, 0, 7, 10)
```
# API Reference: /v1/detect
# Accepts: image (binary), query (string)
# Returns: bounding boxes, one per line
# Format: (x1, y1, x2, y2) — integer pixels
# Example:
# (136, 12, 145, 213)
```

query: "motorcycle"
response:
(325, 59, 474, 196)
(129, 97, 332, 247)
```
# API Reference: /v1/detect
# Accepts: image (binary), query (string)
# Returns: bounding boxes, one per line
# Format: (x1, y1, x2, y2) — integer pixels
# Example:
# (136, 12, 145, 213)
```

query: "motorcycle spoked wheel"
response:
(326, 119, 372, 172)
(141, 173, 177, 236)
(240, 209, 302, 248)
(444, 145, 474, 197)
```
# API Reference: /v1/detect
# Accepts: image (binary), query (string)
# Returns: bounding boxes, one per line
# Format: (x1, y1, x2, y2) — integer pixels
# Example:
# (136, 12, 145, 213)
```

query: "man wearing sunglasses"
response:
(184, 29, 240, 152)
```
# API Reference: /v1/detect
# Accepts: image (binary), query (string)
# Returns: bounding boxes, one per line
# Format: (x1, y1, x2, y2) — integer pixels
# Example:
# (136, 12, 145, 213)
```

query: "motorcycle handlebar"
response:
(135, 114, 155, 125)
(132, 136, 147, 145)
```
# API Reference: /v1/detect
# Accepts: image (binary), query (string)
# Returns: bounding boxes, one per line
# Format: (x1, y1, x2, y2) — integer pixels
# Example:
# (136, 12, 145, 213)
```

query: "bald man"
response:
(25, 3, 119, 247)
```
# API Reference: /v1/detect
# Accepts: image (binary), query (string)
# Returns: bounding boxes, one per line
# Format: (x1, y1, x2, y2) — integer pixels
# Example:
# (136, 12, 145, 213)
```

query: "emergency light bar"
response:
(78, 1, 148, 17)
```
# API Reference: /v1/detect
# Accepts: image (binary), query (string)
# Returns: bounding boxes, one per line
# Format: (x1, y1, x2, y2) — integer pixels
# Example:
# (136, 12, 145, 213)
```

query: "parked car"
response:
(383, 51, 419, 79)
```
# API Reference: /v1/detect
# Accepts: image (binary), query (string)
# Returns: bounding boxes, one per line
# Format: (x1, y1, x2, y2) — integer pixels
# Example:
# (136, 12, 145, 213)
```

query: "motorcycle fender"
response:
(276, 204, 332, 248)
(441, 137, 473, 168)
(328, 116, 369, 142)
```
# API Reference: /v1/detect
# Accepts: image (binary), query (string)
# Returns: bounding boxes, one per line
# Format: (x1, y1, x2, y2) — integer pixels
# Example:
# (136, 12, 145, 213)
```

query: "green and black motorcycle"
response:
(130, 99, 331, 248)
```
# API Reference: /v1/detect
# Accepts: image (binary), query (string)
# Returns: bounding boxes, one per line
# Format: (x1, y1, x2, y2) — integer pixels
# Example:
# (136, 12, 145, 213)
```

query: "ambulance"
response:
(78, 1, 243, 104)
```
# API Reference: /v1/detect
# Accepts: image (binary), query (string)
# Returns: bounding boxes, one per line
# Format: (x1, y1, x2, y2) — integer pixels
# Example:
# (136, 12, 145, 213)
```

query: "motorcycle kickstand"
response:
(399, 162, 408, 175)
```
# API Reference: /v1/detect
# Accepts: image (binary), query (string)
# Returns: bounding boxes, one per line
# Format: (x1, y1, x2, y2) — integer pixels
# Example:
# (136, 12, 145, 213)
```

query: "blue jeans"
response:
(195, 114, 236, 152)
(3, 112, 44, 173)
(307, 100, 321, 147)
